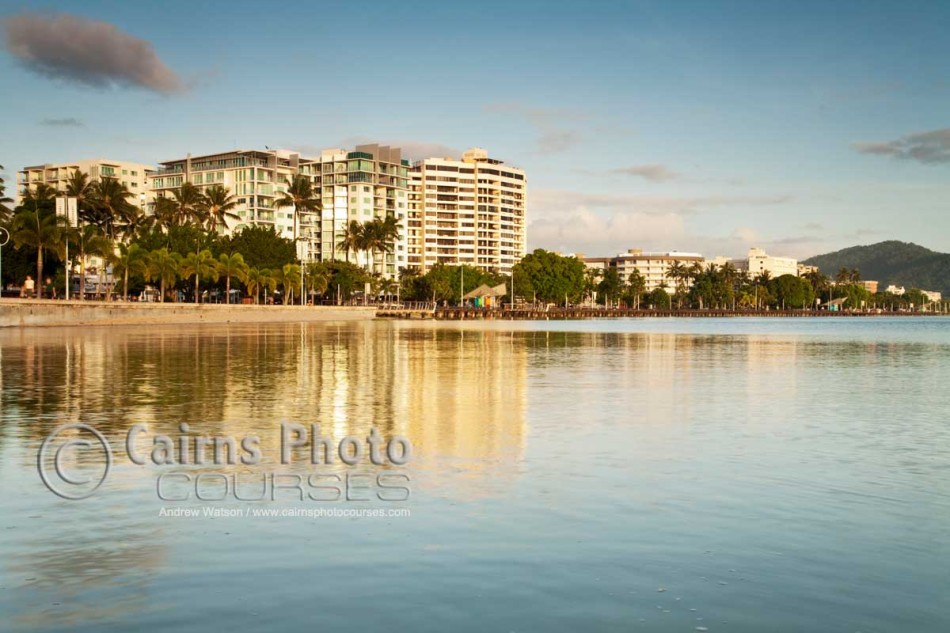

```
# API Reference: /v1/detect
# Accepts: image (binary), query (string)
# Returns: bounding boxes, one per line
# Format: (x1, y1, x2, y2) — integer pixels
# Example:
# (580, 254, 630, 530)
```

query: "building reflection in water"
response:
(0, 322, 530, 472)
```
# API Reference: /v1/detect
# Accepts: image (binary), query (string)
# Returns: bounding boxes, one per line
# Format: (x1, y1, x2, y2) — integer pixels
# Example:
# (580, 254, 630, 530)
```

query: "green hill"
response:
(803, 241, 950, 294)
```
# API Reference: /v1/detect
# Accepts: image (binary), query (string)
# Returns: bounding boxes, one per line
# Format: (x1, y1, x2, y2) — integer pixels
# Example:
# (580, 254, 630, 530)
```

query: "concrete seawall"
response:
(0, 299, 376, 328)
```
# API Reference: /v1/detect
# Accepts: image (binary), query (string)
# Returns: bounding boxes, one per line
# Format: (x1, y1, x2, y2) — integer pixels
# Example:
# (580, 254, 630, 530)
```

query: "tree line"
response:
(0, 170, 404, 303)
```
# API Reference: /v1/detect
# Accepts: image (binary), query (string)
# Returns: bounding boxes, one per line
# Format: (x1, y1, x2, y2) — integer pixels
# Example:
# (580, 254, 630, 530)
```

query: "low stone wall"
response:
(0, 299, 376, 328)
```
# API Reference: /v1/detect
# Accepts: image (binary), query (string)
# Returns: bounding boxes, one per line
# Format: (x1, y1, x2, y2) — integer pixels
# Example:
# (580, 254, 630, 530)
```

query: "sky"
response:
(0, 0, 948, 259)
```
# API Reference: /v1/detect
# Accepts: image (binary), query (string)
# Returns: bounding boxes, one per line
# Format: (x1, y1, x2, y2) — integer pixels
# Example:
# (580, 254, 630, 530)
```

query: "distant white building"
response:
(922, 290, 942, 303)
(583, 249, 705, 292)
(710, 248, 799, 278)
(743, 247, 798, 278)
(885, 285, 905, 296)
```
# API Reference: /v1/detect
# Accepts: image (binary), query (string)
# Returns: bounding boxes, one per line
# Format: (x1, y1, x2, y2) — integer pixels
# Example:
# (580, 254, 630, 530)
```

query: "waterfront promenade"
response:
(0, 299, 375, 328)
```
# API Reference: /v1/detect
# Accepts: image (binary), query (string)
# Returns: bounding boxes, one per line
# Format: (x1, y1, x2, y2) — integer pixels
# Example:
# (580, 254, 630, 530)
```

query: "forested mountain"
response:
(803, 241, 950, 294)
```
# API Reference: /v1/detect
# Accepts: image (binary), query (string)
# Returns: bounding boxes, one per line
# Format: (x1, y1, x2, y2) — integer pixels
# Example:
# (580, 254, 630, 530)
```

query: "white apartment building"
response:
(150, 145, 410, 273)
(299, 144, 409, 275)
(408, 148, 526, 275)
(583, 249, 705, 292)
(150, 149, 308, 251)
(17, 158, 155, 206)
(742, 247, 798, 277)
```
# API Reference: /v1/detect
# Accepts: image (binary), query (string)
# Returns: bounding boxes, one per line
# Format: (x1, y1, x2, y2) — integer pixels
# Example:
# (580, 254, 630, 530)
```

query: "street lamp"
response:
(296, 236, 307, 307)
(55, 196, 78, 300)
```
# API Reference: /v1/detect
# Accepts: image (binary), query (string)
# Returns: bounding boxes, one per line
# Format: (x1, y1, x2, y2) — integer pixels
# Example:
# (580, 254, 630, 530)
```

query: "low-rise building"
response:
(583, 249, 705, 292)
(885, 285, 905, 296)
(859, 280, 879, 294)
(742, 247, 798, 278)
(17, 158, 155, 206)
(922, 290, 942, 303)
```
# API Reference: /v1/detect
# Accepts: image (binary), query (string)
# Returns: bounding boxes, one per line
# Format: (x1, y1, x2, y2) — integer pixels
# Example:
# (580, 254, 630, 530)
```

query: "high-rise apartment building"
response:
(299, 144, 410, 275)
(17, 158, 155, 206)
(408, 148, 526, 274)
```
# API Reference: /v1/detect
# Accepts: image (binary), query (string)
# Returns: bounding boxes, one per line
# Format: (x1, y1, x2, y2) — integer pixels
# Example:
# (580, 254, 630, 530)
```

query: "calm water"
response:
(1, 318, 948, 632)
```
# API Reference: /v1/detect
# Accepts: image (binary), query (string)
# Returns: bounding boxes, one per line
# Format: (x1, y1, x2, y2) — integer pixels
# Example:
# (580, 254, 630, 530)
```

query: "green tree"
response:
(111, 243, 149, 301)
(70, 224, 111, 300)
(597, 268, 623, 306)
(512, 249, 587, 305)
(216, 252, 249, 304)
(0, 164, 12, 221)
(274, 263, 301, 305)
(179, 249, 220, 303)
(305, 262, 329, 301)
(224, 225, 295, 271)
(318, 261, 372, 303)
(203, 185, 240, 234)
(273, 175, 321, 256)
(667, 261, 691, 309)
(64, 169, 95, 223)
(245, 267, 275, 304)
(645, 287, 671, 309)
(768, 274, 815, 309)
(169, 182, 205, 228)
(87, 177, 136, 245)
(337, 220, 365, 264)
(11, 191, 62, 299)
(145, 248, 181, 303)
(626, 270, 646, 309)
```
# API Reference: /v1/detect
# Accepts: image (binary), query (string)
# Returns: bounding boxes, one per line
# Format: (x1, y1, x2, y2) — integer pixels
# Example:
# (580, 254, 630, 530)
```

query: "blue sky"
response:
(1, 0, 948, 258)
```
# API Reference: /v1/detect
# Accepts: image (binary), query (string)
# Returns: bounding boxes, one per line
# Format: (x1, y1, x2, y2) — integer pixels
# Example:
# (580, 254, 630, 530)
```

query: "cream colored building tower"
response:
(408, 148, 526, 274)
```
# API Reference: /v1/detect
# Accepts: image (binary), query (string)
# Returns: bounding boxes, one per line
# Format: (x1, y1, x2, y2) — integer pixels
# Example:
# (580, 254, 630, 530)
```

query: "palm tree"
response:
(88, 177, 135, 243)
(217, 252, 249, 304)
(584, 268, 601, 305)
(121, 206, 155, 242)
(245, 267, 268, 304)
(273, 174, 322, 261)
(87, 178, 136, 299)
(203, 185, 240, 234)
(179, 249, 219, 303)
(167, 182, 205, 228)
(667, 262, 690, 309)
(110, 243, 149, 301)
(65, 169, 94, 219)
(12, 185, 62, 298)
(72, 224, 111, 300)
(152, 196, 179, 232)
(627, 270, 646, 309)
(145, 248, 181, 303)
(0, 164, 13, 221)
(337, 220, 364, 264)
(305, 262, 328, 302)
(374, 215, 400, 276)
(274, 263, 301, 305)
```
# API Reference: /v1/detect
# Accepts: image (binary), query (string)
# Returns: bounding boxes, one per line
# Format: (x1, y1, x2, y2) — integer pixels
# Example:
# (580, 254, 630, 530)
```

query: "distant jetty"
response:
(426, 307, 944, 320)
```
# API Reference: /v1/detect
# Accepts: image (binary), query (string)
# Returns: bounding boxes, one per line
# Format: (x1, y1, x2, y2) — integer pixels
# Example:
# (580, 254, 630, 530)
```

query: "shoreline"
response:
(0, 299, 376, 328)
(429, 307, 945, 320)
(1, 299, 944, 328)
